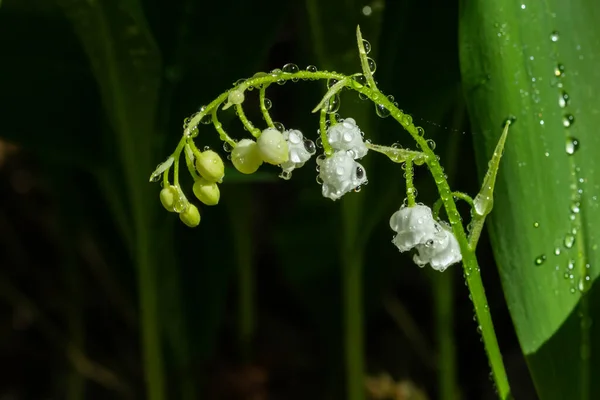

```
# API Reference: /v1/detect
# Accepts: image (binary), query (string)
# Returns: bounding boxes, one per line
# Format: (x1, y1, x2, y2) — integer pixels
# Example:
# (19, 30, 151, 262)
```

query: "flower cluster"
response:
(317, 118, 368, 200)
(389, 204, 461, 271)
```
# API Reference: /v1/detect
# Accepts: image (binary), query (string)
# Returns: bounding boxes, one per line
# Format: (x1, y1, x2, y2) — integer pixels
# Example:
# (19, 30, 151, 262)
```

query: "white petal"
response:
(389, 205, 439, 252)
(318, 151, 367, 200)
(326, 118, 368, 159)
(413, 223, 462, 271)
(281, 129, 315, 173)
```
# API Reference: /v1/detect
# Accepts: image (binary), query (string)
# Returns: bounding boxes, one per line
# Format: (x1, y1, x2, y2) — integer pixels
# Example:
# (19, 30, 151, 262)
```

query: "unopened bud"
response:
(159, 186, 178, 212)
(193, 178, 220, 206)
(179, 204, 200, 227)
(195, 150, 225, 182)
(257, 128, 289, 165)
(232, 139, 263, 174)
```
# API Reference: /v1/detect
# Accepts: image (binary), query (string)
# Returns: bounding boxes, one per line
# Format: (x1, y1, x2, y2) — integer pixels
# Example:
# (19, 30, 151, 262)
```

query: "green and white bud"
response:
(222, 89, 245, 110)
(193, 178, 220, 206)
(159, 186, 179, 212)
(231, 139, 263, 174)
(195, 150, 225, 182)
(257, 128, 289, 165)
(179, 204, 201, 227)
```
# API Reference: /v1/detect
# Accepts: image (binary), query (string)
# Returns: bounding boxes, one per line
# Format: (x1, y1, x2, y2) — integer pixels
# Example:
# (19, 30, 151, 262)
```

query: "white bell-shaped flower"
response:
(326, 118, 368, 159)
(317, 150, 367, 201)
(390, 205, 441, 252)
(280, 129, 316, 173)
(413, 222, 462, 272)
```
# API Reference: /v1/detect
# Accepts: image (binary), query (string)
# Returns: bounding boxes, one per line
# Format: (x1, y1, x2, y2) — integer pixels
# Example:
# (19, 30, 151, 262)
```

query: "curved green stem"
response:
(405, 158, 416, 206)
(235, 104, 261, 137)
(259, 85, 275, 128)
(168, 66, 510, 398)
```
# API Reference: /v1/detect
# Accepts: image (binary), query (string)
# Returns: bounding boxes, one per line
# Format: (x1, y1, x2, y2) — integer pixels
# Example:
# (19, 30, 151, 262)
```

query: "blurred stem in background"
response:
(226, 186, 256, 361)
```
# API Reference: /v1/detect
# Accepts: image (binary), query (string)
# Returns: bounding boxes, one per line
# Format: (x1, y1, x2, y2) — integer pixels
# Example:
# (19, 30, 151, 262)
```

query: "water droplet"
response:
(223, 142, 234, 153)
(316, 176, 323, 185)
(533, 222, 540, 228)
(564, 234, 575, 248)
(263, 98, 272, 110)
(352, 74, 367, 88)
(303, 139, 316, 154)
(336, 166, 345, 176)
(366, 57, 376, 73)
(563, 114, 575, 128)
(327, 78, 338, 89)
(273, 122, 285, 132)
(570, 201, 581, 214)
(327, 94, 341, 114)
(375, 103, 390, 118)
(554, 247, 561, 256)
(565, 137, 579, 154)
(306, 65, 318, 73)
(550, 31, 560, 42)
(502, 115, 517, 127)
(535, 255, 547, 266)
(554, 64, 565, 77)
(282, 63, 299, 74)
(558, 91, 570, 108)
(362, 39, 371, 54)
(520, 4, 526, 9)
(356, 166, 365, 179)
(427, 139, 436, 150)
(279, 170, 292, 180)
(149, 172, 161, 182)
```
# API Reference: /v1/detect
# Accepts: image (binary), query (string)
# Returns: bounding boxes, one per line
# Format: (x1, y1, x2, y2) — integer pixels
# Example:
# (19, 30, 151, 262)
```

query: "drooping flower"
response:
(326, 118, 368, 159)
(231, 139, 263, 174)
(389, 204, 440, 252)
(317, 150, 367, 201)
(390, 204, 462, 271)
(413, 222, 461, 271)
(193, 178, 220, 206)
(280, 129, 316, 173)
(195, 150, 225, 182)
(179, 204, 201, 227)
(257, 128, 289, 165)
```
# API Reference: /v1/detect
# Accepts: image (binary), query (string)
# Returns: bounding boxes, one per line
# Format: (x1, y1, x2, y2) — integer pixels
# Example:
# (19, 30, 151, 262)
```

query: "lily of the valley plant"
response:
(149, 26, 513, 399)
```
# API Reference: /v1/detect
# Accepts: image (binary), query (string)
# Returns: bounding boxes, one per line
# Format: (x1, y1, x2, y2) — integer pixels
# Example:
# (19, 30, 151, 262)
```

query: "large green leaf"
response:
(459, 0, 600, 397)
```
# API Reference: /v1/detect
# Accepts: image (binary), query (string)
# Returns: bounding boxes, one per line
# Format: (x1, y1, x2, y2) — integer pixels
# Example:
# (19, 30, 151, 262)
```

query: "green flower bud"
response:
(193, 178, 220, 206)
(179, 204, 200, 227)
(257, 128, 289, 165)
(232, 139, 263, 174)
(195, 150, 225, 182)
(159, 186, 178, 212)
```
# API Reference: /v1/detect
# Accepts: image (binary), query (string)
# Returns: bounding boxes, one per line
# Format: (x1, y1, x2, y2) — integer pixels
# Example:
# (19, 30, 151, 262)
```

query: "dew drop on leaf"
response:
(362, 39, 372, 54)
(306, 65, 318, 73)
(564, 234, 576, 248)
(565, 137, 579, 154)
(367, 57, 376, 73)
(534, 255, 547, 266)
(558, 91, 570, 108)
(563, 114, 575, 128)
(550, 30, 560, 42)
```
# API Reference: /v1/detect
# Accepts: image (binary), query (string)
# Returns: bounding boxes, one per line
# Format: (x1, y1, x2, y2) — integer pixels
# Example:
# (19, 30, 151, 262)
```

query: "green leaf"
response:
(459, 0, 600, 397)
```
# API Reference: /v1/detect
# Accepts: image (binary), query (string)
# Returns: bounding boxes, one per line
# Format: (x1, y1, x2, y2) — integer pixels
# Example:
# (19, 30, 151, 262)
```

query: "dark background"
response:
(0, 0, 536, 399)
